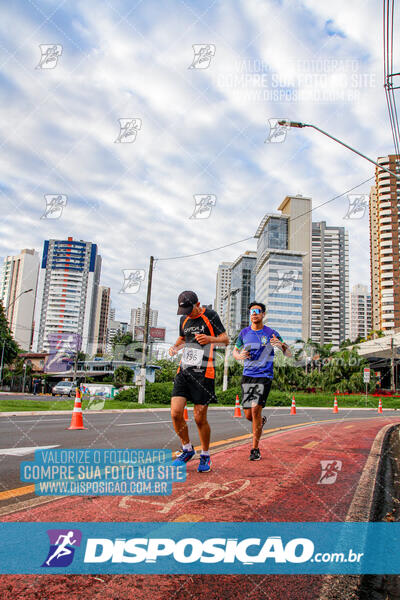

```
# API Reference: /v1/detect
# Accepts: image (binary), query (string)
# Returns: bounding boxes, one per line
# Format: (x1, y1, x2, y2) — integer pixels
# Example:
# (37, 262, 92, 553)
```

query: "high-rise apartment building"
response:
(214, 262, 232, 315)
(254, 195, 312, 344)
(0, 249, 39, 350)
(106, 319, 128, 353)
(91, 286, 111, 355)
(311, 222, 349, 348)
(130, 303, 158, 330)
(222, 252, 256, 335)
(32, 237, 101, 354)
(369, 154, 400, 333)
(349, 284, 372, 341)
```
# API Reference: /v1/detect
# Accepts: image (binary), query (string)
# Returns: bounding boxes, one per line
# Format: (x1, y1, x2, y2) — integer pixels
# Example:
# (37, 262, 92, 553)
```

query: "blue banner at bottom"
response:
(1, 522, 400, 574)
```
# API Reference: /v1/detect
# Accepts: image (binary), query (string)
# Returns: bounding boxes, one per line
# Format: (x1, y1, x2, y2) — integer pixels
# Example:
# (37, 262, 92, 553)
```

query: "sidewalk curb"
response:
(317, 422, 398, 600)
(0, 406, 398, 417)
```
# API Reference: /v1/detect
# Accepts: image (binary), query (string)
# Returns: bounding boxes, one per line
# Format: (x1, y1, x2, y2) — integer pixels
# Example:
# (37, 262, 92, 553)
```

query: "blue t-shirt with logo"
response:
(235, 325, 283, 378)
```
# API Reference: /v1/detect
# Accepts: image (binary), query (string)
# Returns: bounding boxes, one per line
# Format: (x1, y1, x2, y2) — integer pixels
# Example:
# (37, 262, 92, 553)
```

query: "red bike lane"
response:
(1, 416, 398, 599)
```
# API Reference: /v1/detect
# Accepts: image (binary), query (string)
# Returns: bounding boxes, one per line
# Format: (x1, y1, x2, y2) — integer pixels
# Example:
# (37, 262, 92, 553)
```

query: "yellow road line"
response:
(0, 419, 332, 502)
(0, 484, 35, 501)
(193, 419, 329, 451)
(344, 425, 354, 429)
(302, 440, 320, 449)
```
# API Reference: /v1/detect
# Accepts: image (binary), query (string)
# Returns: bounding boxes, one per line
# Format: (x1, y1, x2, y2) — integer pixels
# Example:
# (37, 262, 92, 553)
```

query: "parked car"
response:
(51, 381, 76, 397)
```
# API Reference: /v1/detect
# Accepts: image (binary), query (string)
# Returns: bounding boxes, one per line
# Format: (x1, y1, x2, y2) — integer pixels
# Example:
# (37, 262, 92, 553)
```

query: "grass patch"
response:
(0, 398, 170, 412)
(1, 389, 399, 412)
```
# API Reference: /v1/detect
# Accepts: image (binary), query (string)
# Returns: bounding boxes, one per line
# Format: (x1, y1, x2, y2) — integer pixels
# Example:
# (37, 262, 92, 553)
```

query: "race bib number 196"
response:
(182, 347, 204, 367)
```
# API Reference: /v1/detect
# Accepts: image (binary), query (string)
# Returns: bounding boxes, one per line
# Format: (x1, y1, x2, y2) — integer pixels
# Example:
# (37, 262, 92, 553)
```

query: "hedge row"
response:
(114, 383, 393, 409)
(115, 382, 292, 406)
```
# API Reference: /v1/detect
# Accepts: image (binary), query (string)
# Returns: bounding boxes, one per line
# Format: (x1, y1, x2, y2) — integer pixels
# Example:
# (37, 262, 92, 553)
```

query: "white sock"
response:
(200, 450, 210, 457)
(183, 443, 193, 451)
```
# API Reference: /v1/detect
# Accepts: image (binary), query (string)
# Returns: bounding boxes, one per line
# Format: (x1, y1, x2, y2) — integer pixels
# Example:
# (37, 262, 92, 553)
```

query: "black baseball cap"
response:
(177, 290, 198, 315)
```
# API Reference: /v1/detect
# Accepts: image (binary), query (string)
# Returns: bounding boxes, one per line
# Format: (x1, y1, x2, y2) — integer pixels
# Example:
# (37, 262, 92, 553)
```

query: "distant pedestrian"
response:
(233, 302, 291, 461)
(169, 291, 229, 473)
(33, 378, 40, 395)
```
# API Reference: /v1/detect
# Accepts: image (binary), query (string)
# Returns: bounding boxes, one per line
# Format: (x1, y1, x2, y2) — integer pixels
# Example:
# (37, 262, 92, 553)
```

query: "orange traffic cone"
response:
(234, 394, 242, 417)
(184, 403, 189, 421)
(333, 396, 339, 414)
(290, 395, 296, 415)
(68, 388, 86, 430)
(378, 398, 383, 414)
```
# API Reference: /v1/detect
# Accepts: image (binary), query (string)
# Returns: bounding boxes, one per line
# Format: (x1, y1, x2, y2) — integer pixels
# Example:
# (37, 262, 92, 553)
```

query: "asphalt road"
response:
(0, 406, 398, 499)
(0, 393, 73, 401)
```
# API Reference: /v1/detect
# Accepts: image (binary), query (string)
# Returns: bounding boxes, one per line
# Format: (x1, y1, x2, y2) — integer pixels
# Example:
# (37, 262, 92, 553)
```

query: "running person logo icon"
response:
(42, 529, 82, 567)
(242, 383, 264, 409)
(317, 460, 342, 485)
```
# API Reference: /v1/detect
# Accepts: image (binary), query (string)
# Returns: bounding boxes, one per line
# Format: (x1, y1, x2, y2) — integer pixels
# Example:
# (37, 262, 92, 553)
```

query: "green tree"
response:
(215, 349, 243, 387)
(0, 301, 19, 367)
(154, 358, 179, 382)
(320, 347, 373, 393)
(339, 338, 353, 349)
(294, 338, 315, 373)
(113, 365, 133, 386)
(311, 342, 333, 372)
(112, 331, 134, 350)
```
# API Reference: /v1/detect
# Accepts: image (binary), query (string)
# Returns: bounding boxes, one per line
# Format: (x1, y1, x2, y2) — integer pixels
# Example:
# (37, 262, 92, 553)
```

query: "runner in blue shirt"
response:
(233, 302, 291, 461)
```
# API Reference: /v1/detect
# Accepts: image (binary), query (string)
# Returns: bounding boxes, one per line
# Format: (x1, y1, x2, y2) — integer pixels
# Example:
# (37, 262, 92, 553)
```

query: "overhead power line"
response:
(157, 176, 374, 261)
(383, 0, 400, 156)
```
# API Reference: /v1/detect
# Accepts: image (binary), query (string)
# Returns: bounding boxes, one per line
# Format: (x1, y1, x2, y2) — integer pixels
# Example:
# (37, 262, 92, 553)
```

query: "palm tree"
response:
(310, 342, 333, 373)
(294, 338, 316, 374)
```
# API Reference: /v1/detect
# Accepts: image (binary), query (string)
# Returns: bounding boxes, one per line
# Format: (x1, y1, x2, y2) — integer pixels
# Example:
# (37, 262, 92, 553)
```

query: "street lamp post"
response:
(222, 287, 240, 392)
(0, 288, 34, 387)
(22, 363, 27, 394)
(277, 121, 400, 180)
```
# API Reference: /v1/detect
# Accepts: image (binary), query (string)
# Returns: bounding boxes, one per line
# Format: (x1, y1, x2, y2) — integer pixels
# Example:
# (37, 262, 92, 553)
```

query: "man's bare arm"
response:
(195, 332, 229, 346)
(233, 346, 250, 361)
(169, 336, 185, 356)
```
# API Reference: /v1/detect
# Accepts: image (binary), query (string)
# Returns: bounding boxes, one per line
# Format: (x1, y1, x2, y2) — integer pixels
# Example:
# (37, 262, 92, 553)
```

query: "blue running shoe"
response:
(172, 447, 195, 466)
(197, 454, 212, 473)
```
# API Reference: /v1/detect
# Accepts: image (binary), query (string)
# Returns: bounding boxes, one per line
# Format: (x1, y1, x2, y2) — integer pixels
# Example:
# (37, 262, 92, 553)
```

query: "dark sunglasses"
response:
(250, 308, 262, 315)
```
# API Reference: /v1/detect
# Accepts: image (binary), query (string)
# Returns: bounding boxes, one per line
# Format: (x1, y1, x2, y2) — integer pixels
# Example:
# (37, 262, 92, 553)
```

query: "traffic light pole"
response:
(138, 256, 154, 404)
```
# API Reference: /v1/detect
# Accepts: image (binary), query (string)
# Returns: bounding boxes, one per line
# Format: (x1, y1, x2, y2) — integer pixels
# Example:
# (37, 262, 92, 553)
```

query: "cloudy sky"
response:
(0, 0, 395, 343)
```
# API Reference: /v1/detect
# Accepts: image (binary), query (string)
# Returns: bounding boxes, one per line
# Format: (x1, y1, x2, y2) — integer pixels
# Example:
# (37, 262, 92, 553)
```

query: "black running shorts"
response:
(241, 376, 272, 409)
(172, 370, 217, 405)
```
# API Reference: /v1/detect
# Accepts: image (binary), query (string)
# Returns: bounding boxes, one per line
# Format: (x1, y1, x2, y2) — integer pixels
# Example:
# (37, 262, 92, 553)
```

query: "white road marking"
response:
(116, 420, 172, 427)
(0, 445, 60, 456)
(7, 419, 67, 423)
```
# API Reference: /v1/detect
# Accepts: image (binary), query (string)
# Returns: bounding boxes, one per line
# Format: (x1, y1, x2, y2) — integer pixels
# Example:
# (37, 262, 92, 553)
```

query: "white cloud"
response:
(0, 0, 395, 339)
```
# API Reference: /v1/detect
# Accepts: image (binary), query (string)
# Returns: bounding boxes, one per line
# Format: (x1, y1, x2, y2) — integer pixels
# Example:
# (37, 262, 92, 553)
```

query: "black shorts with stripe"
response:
(172, 370, 217, 405)
(241, 376, 272, 409)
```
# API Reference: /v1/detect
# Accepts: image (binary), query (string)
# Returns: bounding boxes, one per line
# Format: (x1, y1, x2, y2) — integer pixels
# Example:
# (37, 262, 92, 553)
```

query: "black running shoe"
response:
(250, 448, 261, 461)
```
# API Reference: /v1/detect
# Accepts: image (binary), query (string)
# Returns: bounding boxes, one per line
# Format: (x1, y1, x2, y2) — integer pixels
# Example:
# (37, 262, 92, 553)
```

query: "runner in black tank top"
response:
(169, 291, 228, 473)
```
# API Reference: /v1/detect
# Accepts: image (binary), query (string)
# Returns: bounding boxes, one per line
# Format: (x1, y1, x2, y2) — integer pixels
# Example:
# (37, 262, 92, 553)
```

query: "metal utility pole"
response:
(138, 256, 154, 404)
(22, 363, 27, 393)
(391, 336, 395, 392)
(0, 340, 5, 386)
(222, 288, 239, 392)
(222, 292, 232, 392)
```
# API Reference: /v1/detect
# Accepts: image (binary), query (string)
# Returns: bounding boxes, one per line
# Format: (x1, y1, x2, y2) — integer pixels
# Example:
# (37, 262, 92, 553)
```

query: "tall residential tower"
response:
(349, 284, 372, 341)
(214, 262, 232, 316)
(369, 155, 400, 333)
(0, 249, 39, 350)
(32, 237, 101, 354)
(311, 222, 349, 348)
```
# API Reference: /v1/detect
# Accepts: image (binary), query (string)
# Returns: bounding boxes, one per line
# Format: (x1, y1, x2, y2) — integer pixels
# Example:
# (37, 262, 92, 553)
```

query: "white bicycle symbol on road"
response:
(119, 478, 250, 514)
